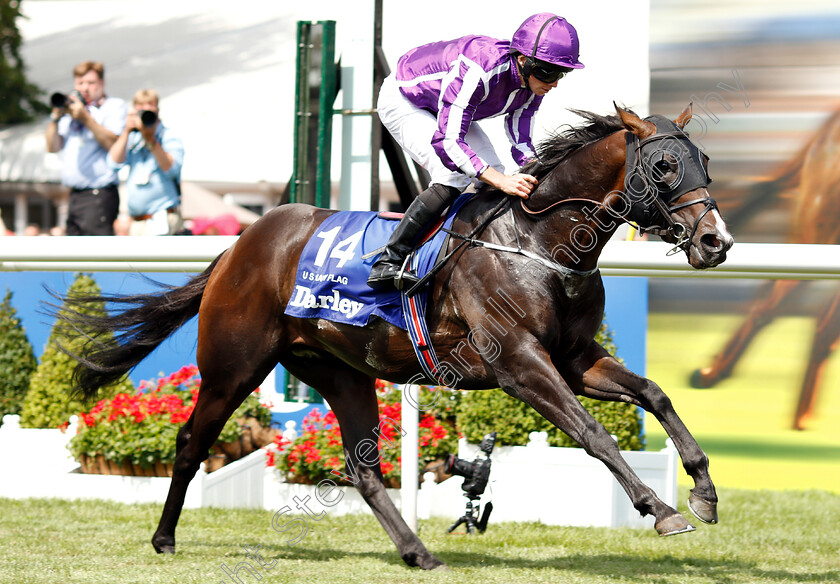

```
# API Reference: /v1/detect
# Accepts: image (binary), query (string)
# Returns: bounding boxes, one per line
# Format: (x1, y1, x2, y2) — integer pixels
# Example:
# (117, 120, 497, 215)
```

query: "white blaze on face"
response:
(711, 209, 734, 247)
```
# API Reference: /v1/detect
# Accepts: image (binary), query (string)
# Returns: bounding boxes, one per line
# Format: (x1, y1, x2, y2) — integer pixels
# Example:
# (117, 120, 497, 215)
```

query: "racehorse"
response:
(691, 105, 840, 430)
(61, 104, 732, 570)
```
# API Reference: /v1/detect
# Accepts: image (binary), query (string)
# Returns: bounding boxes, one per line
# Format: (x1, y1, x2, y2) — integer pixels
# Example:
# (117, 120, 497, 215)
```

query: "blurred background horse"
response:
(690, 105, 840, 430)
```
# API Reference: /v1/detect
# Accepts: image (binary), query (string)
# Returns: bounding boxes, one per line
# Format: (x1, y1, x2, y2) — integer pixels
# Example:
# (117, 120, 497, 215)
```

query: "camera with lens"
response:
(444, 431, 496, 534)
(444, 431, 496, 499)
(139, 110, 158, 128)
(128, 110, 158, 133)
(50, 90, 84, 108)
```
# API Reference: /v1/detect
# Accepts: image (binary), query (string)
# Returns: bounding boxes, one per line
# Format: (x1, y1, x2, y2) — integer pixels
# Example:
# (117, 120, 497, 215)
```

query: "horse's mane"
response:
(519, 109, 629, 181)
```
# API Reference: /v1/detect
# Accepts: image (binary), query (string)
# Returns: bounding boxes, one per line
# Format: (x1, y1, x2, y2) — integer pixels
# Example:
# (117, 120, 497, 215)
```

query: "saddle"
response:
(284, 195, 473, 330)
(283, 197, 475, 385)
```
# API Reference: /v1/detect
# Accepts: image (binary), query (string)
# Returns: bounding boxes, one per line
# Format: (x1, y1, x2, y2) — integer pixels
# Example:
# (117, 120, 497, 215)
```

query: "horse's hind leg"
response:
(570, 341, 719, 527)
(691, 279, 803, 388)
(152, 285, 282, 553)
(152, 365, 273, 553)
(283, 354, 446, 570)
(794, 287, 840, 430)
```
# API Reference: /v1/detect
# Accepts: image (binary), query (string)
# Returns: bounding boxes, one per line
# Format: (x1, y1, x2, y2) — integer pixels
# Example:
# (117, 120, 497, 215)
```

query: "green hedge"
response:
(455, 319, 644, 451)
(0, 289, 38, 425)
(20, 274, 133, 428)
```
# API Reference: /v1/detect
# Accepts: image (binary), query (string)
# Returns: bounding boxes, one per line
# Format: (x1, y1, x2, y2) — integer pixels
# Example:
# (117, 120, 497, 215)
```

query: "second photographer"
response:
(109, 89, 185, 236)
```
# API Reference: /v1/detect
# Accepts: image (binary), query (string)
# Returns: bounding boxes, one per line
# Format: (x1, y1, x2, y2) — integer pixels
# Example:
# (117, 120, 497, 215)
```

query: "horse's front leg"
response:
(691, 279, 802, 388)
(795, 287, 840, 430)
(500, 344, 695, 536)
(568, 340, 718, 526)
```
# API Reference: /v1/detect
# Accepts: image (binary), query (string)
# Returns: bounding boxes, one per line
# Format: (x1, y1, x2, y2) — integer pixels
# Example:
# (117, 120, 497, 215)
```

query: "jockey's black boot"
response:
(367, 183, 461, 290)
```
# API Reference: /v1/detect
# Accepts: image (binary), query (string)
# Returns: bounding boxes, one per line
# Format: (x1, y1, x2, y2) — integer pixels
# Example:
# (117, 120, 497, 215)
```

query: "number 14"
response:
(313, 226, 363, 268)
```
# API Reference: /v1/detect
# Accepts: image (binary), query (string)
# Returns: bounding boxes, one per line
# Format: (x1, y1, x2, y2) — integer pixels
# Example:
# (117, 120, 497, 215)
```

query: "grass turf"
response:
(1, 489, 838, 584)
(646, 313, 840, 493)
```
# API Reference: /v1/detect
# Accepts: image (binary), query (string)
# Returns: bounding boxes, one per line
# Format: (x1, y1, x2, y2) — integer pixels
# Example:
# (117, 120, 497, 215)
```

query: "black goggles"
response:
(531, 61, 572, 83)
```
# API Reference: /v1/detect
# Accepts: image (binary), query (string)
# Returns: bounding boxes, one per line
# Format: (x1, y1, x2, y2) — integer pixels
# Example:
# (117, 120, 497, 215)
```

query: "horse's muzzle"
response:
(689, 224, 734, 269)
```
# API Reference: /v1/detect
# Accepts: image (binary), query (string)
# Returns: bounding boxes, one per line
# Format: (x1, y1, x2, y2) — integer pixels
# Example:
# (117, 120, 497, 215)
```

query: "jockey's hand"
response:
(479, 167, 537, 199)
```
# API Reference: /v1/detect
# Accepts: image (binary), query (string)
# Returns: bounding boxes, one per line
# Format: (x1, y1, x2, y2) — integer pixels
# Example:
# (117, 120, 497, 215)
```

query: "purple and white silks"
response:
(390, 35, 542, 180)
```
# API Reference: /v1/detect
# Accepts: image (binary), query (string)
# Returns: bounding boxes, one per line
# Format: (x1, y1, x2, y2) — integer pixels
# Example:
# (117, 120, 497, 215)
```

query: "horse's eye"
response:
(652, 159, 674, 182)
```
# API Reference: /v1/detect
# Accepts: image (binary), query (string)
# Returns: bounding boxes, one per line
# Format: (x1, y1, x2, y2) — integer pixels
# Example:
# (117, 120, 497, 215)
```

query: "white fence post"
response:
(400, 384, 419, 533)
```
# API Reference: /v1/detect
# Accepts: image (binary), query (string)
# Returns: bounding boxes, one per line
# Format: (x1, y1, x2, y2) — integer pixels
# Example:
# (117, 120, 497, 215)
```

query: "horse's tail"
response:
(58, 253, 224, 401)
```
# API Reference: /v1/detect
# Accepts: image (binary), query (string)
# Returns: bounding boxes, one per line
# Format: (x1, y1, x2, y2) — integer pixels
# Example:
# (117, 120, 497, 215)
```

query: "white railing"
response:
(1, 237, 838, 279)
(598, 241, 840, 280)
(0, 235, 238, 272)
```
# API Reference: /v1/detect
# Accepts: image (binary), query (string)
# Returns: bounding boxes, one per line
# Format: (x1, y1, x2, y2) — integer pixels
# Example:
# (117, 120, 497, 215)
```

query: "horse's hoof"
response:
(655, 513, 696, 536)
(404, 551, 446, 570)
(688, 493, 719, 524)
(155, 544, 176, 554)
(152, 535, 176, 554)
(689, 368, 715, 389)
(417, 557, 448, 571)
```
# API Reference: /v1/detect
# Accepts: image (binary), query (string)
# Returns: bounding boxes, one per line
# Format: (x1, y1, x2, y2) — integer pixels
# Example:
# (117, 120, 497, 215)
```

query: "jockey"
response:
(368, 12, 584, 290)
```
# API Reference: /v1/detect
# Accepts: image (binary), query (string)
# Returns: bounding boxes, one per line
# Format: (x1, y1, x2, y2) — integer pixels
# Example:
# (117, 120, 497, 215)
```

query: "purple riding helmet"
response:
(511, 13, 584, 82)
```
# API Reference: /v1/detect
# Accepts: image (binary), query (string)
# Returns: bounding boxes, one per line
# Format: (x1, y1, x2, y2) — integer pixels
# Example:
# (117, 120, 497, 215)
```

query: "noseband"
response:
(624, 115, 717, 254)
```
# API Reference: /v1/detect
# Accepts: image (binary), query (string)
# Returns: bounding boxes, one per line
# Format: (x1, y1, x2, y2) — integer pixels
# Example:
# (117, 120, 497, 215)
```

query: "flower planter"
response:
(74, 412, 278, 477)
(78, 454, 174, 477)
(67, 367, 276, 479)
(2, 413, 677, 532)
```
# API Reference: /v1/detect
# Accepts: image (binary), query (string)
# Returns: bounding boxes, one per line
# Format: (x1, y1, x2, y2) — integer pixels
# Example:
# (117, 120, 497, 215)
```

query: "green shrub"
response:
(0, 289, 38, 425)
(455, 318, 644, 451)
(19, 274, 134, 428)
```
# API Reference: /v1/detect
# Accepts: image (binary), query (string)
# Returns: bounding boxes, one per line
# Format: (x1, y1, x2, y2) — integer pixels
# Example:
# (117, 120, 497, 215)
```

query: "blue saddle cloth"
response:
(284, 196, 470, 329)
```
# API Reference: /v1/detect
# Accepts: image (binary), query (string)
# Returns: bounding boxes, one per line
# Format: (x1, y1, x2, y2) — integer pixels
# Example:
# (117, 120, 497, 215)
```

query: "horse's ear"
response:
(614, 102, 654, 138)
(674, 103, 693, 129)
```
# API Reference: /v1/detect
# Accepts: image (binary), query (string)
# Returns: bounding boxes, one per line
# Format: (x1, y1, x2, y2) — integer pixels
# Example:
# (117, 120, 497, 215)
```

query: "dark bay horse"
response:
(691, 105, 840, 429)
(64, 104, 733, 570)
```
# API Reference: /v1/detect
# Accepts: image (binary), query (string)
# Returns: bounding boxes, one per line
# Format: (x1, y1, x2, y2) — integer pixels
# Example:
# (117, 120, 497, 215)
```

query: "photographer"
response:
(46, 61, 126, 235)
(109, 89, 184, 236)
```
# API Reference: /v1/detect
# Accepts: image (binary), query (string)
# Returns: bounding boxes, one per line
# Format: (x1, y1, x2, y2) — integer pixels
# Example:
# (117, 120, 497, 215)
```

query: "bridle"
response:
(519, 114, 717, 256)
(623, 115, 717, 254)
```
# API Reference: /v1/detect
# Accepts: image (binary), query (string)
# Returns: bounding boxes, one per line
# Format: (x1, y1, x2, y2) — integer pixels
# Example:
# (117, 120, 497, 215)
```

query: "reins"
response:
(518, 195, 604, 217)
(405, 195, 598, 298)
(445, 200, 598, 278)
(517, 126, 718, 256)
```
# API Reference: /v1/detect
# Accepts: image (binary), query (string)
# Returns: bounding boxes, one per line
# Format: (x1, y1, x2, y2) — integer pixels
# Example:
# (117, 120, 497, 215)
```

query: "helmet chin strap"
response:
(518, 57, 534, 82)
